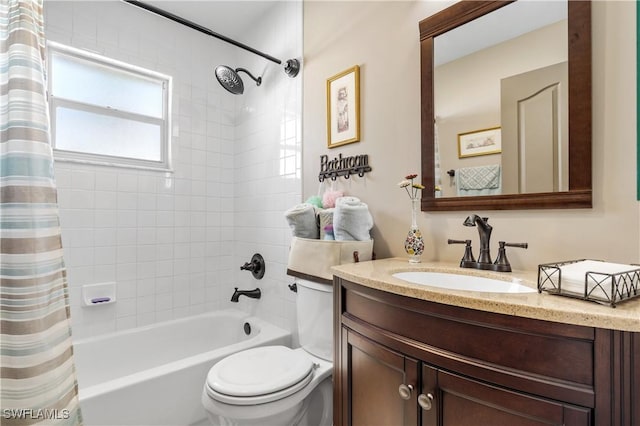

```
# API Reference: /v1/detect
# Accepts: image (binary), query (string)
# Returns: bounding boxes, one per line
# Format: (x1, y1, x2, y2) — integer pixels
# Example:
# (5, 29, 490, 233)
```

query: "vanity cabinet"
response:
(334, 277, 639, 426)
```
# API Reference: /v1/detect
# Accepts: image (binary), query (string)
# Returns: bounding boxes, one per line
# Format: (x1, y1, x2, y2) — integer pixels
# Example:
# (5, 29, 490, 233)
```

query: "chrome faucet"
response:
(449, 214, 528, 272)
(230, 287, 261, 302)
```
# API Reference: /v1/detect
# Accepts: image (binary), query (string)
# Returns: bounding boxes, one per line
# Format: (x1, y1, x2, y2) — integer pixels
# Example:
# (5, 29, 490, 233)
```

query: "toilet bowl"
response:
(202, 346, 332, 425)
(202, 279, 333, 426)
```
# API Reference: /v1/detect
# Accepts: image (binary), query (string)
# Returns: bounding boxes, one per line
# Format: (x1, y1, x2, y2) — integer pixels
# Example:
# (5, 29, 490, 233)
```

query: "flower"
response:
(398, 173, 423, 200)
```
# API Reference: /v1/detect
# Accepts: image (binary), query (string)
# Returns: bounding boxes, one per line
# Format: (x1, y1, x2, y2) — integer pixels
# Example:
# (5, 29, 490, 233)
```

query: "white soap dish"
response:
(82, 282, 116, 307)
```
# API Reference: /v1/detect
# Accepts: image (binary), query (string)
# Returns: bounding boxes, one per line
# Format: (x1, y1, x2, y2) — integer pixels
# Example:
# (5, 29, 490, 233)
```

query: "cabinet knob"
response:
(398, 384, 414, 400)
(418, 393, 434, 411)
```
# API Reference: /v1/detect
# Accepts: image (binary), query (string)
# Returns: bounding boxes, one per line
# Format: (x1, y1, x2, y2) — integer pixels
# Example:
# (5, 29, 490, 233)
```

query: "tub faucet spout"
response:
(231, 287, 261, 302)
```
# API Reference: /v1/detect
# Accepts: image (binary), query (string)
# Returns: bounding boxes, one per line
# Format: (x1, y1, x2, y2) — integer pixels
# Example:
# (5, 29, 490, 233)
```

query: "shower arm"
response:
(235, 68, 262, 86)
(123, 0, 284, 65)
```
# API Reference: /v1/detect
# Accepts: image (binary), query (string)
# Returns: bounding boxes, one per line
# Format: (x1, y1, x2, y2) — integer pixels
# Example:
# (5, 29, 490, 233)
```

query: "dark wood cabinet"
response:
(341, 328, 419, 426)
(425, 366, 591, 426)
(334, 277, 639, 426)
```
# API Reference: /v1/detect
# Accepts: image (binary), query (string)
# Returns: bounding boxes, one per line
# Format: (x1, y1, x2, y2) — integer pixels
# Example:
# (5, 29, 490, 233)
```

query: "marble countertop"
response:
(332, 258, 640, 332)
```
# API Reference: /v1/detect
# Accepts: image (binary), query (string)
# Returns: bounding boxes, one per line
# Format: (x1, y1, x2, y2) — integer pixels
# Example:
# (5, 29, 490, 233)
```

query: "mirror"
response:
(419, 0, 592, 211)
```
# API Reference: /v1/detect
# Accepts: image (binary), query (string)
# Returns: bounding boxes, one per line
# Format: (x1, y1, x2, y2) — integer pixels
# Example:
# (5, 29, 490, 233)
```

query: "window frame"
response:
(47, 41, 172, 171)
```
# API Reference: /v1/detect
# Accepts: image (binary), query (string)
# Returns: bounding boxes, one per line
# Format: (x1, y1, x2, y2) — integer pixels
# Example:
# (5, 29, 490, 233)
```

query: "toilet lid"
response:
(206, 346, 314, 398)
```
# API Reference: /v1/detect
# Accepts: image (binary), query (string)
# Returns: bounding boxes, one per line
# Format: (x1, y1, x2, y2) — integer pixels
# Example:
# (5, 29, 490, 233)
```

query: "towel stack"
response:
(559, 260, 638, 299)
(284, 196, 372, 241)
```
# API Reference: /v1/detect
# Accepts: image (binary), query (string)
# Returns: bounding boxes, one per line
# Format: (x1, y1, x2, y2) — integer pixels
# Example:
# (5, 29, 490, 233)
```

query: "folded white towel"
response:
(560, 260, 637, 298)
(333, 197, 373, 241)
(284, 203, 319, 239)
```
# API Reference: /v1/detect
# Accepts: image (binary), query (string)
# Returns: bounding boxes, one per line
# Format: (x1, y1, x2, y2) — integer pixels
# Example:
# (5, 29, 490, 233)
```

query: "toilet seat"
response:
(205, 346, 315, 406)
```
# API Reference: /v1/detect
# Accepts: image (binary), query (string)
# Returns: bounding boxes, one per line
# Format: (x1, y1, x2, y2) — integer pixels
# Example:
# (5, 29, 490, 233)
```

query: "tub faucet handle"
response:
(240, 253, 265, 279)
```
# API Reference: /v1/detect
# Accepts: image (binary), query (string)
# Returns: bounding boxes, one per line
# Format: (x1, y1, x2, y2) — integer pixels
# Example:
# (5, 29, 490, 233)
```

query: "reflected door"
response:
(501, 62, 568, 194)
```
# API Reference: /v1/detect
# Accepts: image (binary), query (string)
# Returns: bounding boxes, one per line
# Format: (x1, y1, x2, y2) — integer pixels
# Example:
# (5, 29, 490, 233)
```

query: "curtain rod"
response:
(123, 0, 283, 65)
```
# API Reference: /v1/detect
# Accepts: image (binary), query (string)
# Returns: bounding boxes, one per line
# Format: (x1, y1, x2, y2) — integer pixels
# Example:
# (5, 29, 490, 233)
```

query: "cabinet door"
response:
(421, 365, 591, 426)
(342, 327, 419, 426)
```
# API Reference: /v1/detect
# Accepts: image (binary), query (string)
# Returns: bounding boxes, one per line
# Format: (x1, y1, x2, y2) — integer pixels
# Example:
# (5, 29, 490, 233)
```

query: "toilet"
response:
(202, 279, 333, 426)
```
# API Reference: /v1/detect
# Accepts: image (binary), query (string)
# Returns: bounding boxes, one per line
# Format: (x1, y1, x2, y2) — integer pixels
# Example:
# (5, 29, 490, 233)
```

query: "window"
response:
(47, 42, 171, 170)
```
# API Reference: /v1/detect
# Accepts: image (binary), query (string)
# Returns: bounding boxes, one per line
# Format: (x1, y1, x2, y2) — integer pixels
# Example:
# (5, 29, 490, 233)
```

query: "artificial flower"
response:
(399, 173, 423, 200)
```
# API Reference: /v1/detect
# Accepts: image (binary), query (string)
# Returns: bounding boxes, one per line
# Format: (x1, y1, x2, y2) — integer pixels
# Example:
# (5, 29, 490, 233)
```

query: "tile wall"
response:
(231, 2, 303, 333)
(44, 1, 302, 339)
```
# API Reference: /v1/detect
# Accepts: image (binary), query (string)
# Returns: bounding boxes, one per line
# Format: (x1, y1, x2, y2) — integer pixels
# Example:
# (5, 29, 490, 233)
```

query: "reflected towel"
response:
(333, 197, 373, 241)
(284, 203, 319, 239)
(456, 165, 501, 196)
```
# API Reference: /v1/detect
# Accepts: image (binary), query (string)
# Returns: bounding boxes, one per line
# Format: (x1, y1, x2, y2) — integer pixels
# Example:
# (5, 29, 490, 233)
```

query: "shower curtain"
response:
(1, 0, 82, 424)
(434, 118, 442, 190)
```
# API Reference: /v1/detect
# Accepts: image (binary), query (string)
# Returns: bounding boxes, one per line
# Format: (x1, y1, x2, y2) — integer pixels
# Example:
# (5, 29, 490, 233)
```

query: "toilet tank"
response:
(296, 279, 333, 362)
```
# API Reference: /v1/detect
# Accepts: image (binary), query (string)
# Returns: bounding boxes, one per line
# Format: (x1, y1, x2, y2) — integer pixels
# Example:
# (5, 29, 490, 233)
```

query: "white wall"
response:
(303, 1, 639, 271)
(231, 1, 303, 334)
(45, 1, 302, 338)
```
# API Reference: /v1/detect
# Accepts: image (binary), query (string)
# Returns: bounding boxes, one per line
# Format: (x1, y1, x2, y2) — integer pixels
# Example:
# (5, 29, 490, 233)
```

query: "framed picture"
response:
(457, 127, 502, 158)
(327, 65, 360, 148)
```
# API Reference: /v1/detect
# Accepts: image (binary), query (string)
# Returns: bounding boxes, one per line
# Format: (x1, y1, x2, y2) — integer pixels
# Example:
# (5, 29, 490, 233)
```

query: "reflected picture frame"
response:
(457, 127, 502, 158)
(326, 65, 360, 148)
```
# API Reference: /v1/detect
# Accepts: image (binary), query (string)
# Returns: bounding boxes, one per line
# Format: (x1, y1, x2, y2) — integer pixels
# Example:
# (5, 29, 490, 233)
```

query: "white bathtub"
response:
(73, 309, 291, 426)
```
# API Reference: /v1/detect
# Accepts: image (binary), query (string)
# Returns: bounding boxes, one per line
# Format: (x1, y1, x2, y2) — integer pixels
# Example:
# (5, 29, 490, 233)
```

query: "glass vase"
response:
(404, 198, 424, 263)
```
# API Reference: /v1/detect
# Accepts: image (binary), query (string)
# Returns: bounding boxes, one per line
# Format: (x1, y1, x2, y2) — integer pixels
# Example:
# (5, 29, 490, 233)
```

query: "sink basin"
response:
(392, 271, 536, 294)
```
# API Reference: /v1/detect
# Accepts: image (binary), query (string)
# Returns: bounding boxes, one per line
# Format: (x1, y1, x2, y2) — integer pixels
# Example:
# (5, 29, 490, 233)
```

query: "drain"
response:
(243, 322, 251, 335)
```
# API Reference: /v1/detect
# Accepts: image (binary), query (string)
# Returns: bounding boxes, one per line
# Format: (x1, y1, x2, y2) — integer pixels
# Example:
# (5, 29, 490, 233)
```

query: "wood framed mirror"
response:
(420, 0, 591, 211)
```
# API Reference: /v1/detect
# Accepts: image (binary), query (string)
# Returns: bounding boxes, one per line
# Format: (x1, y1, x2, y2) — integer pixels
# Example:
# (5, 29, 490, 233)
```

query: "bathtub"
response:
(73, 309, 291, 426)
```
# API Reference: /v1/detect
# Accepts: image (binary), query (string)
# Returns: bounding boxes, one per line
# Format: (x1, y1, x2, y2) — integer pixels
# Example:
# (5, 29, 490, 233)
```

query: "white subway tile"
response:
(46, 0, 301, 336)
(94, 246, 116, 265)
(117, 210, 137, 227)
(117, 280, 137, 300)
(95, 172, 118, 191)
(95, 191, 117, 210)
(117, 192, 138, 210)
(116, 315, 137, 331)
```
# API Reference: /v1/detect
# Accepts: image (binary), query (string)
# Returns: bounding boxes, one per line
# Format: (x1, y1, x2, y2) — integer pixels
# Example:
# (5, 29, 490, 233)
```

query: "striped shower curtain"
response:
(434, 118, 442, 189)
(1, 1, 82, 424)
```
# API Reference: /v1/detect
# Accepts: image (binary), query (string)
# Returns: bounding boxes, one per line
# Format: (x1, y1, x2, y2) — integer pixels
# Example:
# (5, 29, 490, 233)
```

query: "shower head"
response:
(215, 65, 262, 95)
(215, 59, 300, 95)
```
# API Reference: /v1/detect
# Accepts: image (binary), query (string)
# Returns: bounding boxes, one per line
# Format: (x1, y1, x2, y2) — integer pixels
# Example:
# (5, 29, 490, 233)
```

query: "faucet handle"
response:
(493, 241, 528, 272)
(447, 239, 468, 245)
(448, 239, 476, 267)
(504, 242, 528, 249)
(240, 253, 265, 279)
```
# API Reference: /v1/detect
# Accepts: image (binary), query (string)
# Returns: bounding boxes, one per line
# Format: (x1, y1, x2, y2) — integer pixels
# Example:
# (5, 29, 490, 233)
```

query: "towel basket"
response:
(287, 237, 374, 284)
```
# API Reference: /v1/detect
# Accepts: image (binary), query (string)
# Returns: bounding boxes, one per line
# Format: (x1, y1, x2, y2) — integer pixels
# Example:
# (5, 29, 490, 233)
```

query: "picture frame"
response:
(326, 65, 360, 148)
(457, 127, 502, 158)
